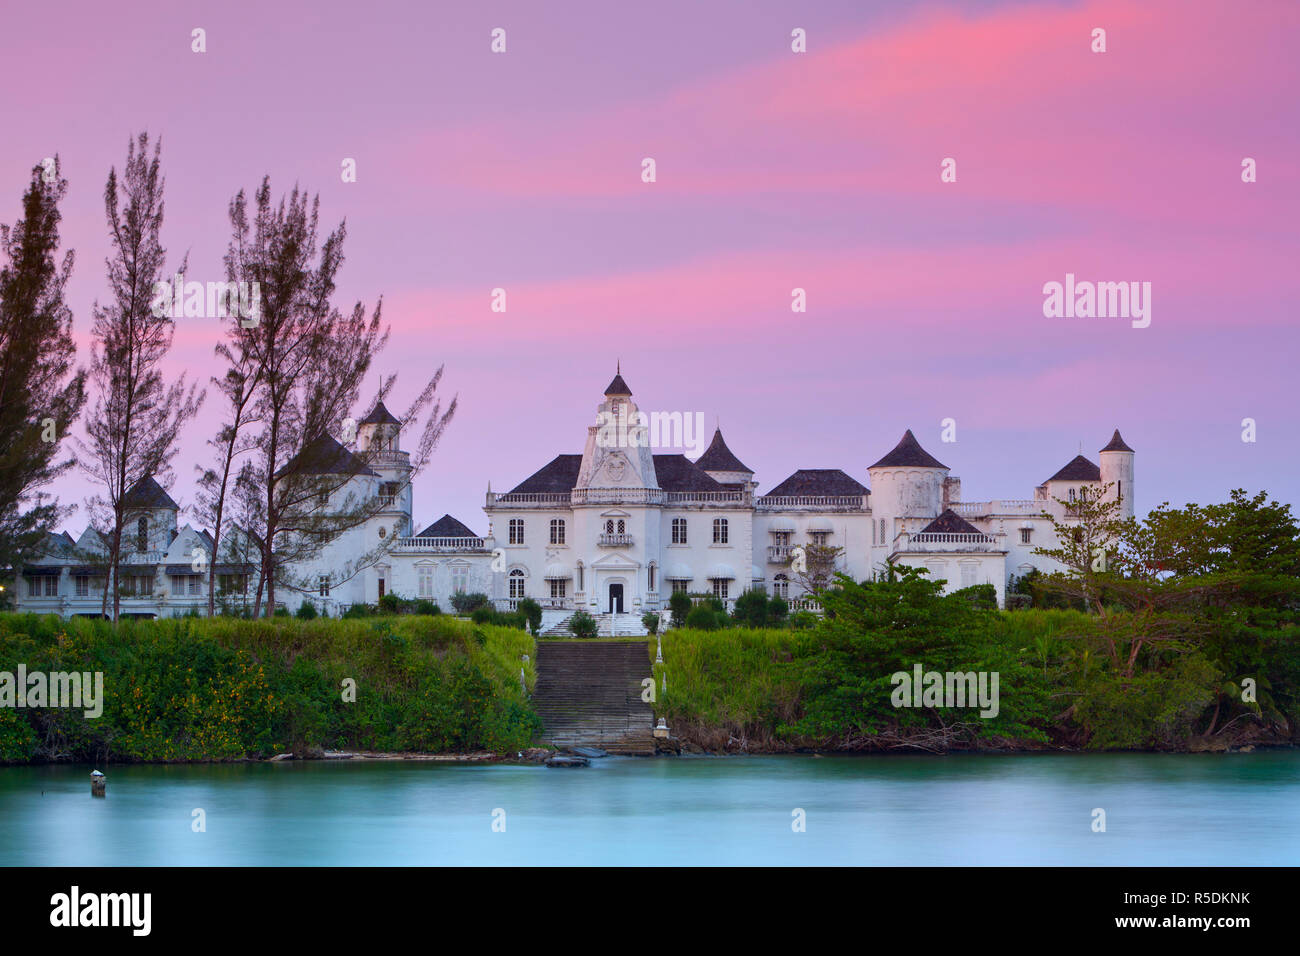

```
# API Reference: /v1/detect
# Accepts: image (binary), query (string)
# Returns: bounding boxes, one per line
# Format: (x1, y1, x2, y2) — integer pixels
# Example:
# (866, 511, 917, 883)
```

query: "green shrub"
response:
(413, 599, 440, 616)
(296, 601, 318, 620)
(641, 612, 660, 636)
(451, 592, 489, 614)
(568, 610, 598, 639)
(668, 591, 691, 627)
(684, 605, 722, 631)
(517, 598, 542, 636)
(378, 593, 405, 614)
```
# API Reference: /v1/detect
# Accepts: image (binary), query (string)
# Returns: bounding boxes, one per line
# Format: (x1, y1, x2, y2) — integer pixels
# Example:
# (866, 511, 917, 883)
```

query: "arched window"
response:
(773, 573, 789, 598)
(550, 518, 565, 545)
(712, 518, 729, 544)
(136, 516, 148, 552)
(509, 568, 526, 599)
(576, 562, 584, 591)
(648, 563, 657, 591)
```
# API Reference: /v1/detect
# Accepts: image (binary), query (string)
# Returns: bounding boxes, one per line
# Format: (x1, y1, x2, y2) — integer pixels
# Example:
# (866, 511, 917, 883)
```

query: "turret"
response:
(694, 428, 754, 490)
(868, 429, 949, 547)
(1099, 429, 1135, 520)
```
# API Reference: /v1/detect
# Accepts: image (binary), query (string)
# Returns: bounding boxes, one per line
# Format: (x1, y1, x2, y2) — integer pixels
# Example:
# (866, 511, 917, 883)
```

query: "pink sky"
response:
(2, 0, 1297, 535)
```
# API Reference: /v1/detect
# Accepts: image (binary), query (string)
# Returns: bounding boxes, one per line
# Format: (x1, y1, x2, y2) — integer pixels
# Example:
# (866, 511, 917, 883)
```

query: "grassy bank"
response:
(0, 613, 540, 763)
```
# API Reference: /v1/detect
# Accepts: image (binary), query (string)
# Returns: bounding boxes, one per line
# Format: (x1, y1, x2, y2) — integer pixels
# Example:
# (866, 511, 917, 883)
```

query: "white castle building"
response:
(11, 370, 1134, 629)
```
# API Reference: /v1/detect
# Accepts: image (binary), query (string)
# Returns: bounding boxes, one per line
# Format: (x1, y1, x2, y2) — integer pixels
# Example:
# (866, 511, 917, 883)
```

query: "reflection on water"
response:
(1, 752, 1297, 866)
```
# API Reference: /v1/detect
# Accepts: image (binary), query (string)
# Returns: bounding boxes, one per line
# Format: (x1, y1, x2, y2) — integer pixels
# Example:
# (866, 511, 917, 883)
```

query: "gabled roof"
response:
(1045, 454, 1101, 483)
(694, 429, 751, 474)
(870, 430, 948, 469)
(764, 469, 868, 497)
(122, 476, 178, 510)
(360, 401, 401, 426)
(652, 455, 723, 492)
(920, 509, 984, 535)
(604, 373, 632, 396)
(507, 454, 583, 494)
(417, 514, 480, 538)
(1100, 429, 1134, 453)
(278, 434, 380, 479)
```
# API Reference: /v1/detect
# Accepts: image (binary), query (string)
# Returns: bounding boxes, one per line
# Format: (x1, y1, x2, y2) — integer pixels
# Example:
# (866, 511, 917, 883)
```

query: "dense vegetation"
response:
(0, 613, 540, 763)
(653, 490, 1300, 753)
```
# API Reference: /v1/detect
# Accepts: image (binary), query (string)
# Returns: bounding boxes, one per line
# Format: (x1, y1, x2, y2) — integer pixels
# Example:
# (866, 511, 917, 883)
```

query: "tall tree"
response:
(0, 157, 87, 570)
(76, 133, 204, 620)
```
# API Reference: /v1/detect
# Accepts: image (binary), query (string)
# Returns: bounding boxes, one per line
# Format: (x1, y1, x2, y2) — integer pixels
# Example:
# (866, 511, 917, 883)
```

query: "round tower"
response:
(1098, 429, 1135, 520)
(357, 400, 412, 531)
(867, 429, 949, 549)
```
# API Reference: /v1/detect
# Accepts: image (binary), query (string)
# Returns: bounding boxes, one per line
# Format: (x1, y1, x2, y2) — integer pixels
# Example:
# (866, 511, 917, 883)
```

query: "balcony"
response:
(948, 500, 1043, 518)
(598, 533, 634, 547)
(767, 545, 794, 563)
(757, 495, 869, 512)
(904, 532, 1001, 552)
(391, 536, 489, 552)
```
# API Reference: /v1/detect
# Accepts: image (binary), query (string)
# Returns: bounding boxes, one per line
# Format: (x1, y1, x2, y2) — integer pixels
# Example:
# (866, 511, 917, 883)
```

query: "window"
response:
(136, 516, 148, 552)
(120, 575, 135, 596)
(218, 574, 248, 595)
(811, 531, 829, 547)
(617, 519, 626, 534)
(773, 573, 789, 598)
(379, 482, 399, 508)
(960, 563, 978, 589)
(509, 569, 526, 600)
(28, 577, 42, 597)
(1068, 488, 1077, 502)
(318, 489, 330, 507)
(879, 519, 887, 545)
(648, 563, 656, 591)
(45, 576, 58, 596)
(712, 518, 728, 544)
(576, 563, 584, 591)
(605, 519, 614, 534)
(549, 579, 567, 600)
(711, 579, 729, 600)
(170, 576, 185, 597)
(451, 565, 468, 594)
(549, 518, 565, 545)
(378, 576, 386, 598)
(417, 565, 434, 598)
(671, 579, 688, 593)
(671, 518, 687, 544)
(188, 576, 202, 596)
(772, 531, 791, 546)
(75, 576, 89, 597)
(318, 575, 331, 598)
(509, 519, 524, 545)
(1020, 528, 1032, 544)
(1117, 480, 1123, 503)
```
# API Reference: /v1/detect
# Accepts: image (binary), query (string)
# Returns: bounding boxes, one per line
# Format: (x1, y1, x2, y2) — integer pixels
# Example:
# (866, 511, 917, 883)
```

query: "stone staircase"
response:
(532, 641, 655, 755)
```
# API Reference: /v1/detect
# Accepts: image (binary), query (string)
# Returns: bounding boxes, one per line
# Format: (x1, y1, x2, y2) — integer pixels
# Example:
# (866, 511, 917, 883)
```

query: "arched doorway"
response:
(608, 582, 624, 614)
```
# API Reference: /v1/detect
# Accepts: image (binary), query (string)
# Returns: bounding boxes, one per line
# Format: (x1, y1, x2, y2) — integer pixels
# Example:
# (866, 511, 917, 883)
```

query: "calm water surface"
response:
(2, 752, 1297, 865)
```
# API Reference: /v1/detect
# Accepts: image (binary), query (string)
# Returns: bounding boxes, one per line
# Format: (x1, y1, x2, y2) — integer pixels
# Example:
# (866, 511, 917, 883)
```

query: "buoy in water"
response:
(90, 770, 106, 797)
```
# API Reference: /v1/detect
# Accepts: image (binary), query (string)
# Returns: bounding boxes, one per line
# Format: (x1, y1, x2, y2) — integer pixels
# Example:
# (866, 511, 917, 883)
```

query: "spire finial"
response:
(617, 358, 620, 374)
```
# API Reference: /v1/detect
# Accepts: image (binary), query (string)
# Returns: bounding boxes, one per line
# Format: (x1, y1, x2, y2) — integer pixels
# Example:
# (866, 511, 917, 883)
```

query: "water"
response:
(2, 752, 1297, 866)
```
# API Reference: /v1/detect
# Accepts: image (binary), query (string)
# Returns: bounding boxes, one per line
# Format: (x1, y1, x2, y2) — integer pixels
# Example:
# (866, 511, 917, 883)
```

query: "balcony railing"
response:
(598, 533, 634, 547)
(757, 495, 869, 512)
(904, 532, 1000, 552)
(767, 545, 794, 563)
(948, 500, 1042, 517)
(487, 489, 755, 508)
(391, 536, 489, 552)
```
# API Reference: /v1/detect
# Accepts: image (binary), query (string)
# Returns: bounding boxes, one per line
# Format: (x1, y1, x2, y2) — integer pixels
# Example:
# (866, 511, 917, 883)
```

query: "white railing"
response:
(905, 532, 999, 551)
(757, 495, 869, 511)
(598, 533, 634, 547)
(767, 545, 794, 563)
(487, 492, 570, 507)
(949, 500, 1042, 517)
(391, 536, 488, 551)
(662, 490, 751, 504)
(787, 598, 823, 614)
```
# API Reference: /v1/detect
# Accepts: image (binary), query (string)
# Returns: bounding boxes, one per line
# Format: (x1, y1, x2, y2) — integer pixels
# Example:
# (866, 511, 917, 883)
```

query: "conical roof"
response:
(360, 401, 401, 426)
(604, 372, 631, 396)
(695, 428, 751, 473)
(1099, 429, 1133, 453)
(869, 429, 947, 469)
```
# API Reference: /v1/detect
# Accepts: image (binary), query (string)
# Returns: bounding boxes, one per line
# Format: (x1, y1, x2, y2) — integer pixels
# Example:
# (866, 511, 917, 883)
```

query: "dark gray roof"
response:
(417, 514, 480, 538)
(122, 476, 178, 510)
(920, 509, 984, 536)
(694, 429, 751, 474)
(360, 401, 401, 426)
(764, 469, 868, 497)
(870, 430, 948, 470)
(652, 455, 723, 492)
(1045, 455, 1101, 482)
(278, 434, 380, 479)
(508, 455, 583, 494)
(1100, 429, 1134, 453)
(604, 373, 631, 396)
